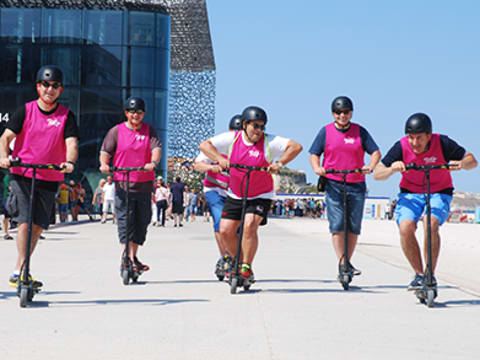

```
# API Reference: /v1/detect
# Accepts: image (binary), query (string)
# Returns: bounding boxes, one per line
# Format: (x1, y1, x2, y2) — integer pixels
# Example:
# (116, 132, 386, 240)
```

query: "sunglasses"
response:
(250, 123, 265, 131)
(40, 81, 62, 89)
(127, 109, 145, 114)
(334, 109, 351, 115)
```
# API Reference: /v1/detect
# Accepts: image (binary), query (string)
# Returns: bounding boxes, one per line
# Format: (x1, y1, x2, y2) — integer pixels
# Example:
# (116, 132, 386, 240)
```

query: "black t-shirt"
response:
(381, 135, 466, 194)
(8, 103, 80, 139)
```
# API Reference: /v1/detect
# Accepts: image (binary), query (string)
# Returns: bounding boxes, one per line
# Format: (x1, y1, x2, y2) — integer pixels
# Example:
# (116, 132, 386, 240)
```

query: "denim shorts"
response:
(394, 193, 452, 226)
(205, 190, 226, 232)
(325, 180, 366, 235)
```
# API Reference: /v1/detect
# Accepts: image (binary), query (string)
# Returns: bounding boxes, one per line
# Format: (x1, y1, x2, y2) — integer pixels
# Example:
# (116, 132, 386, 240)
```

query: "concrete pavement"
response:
(1, 217, 479, 359)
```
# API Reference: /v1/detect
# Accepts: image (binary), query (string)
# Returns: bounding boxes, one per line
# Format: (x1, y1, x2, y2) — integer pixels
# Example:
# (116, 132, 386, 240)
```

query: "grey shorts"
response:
(10, 177, 56, 229)
(115, 189, 152, 246)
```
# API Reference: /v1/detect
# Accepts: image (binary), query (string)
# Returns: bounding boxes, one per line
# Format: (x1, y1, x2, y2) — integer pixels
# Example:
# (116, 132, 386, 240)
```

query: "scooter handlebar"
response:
(230, 163, 268, 171)
(9, 158, 63, 170)
(405, 163, 450, 171)
(110, 166, 147, 172)
(325, 168, 364, 175)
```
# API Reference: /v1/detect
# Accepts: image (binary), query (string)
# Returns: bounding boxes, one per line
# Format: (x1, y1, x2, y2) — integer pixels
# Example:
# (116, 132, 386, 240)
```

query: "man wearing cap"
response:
(0, 65, 79, 288)
(100, 97, 161, 275)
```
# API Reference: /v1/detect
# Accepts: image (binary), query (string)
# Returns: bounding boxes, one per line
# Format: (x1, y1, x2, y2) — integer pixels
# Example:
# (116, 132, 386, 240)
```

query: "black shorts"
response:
(172, 200, 184, 214)
(221, 197, 271, 226)
(115, 190, 152, 246)
(10, 177, 56, 229)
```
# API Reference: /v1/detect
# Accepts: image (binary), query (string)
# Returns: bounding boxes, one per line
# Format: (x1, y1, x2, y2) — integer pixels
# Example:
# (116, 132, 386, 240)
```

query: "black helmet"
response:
(405, 113, 432, 134)
(229, 114, 243, 130)
(331, 96, 353, 112)
(242, 106, 267, 124)
(36, 65, 63, 83)
(124, 97, 146, 111)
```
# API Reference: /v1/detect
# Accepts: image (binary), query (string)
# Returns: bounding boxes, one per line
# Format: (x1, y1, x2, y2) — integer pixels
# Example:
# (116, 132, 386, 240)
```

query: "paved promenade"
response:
(1, 217, 479, 359)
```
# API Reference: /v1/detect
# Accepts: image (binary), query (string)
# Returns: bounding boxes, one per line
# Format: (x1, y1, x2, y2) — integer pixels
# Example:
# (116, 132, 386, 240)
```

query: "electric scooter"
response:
(10, 158, 63, 308)
(228, 163, 268, 294)
(405, 163, 450, 308)
(110, 166, 146, 285)
(324, 168, 363, 290)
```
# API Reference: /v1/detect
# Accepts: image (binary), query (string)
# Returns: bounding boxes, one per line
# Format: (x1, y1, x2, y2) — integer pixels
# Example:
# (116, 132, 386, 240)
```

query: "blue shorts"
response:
(395, 193, 452, 226)
(325, 180, 366, 235)
(59, 203, 69, 213)
(205, 190, 225, 232)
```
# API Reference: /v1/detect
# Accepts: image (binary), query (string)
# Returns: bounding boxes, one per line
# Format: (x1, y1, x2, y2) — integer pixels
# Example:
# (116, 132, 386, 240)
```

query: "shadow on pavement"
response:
(435, 299, 480, 308)
(358, 242, 396, 248)
(43, 298, 209, 308)
(143, 279, 223, 285)
(258, 287, 379, 294)
(0, 290, 81, 300)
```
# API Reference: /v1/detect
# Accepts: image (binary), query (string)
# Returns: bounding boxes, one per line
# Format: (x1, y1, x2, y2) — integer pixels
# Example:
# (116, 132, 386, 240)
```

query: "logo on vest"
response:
(423, 156, 437, 164)
(47, 118, 61, 127)
(135, 134, 146, 141)
(248, 149, 260, 158)
(344, 137, 355, 144)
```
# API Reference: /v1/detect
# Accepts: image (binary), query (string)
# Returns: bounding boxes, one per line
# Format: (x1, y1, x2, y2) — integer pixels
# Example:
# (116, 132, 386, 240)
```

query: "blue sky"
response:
(206, 1, 479, 198)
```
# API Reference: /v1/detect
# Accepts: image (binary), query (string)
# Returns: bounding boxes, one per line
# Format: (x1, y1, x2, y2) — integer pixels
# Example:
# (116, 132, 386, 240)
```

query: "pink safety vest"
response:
(203, 154, 229, 191)
(400, 134, 453, 193)
(228, 131, 273, 198)
(113, 122, 155, 183)
(11, 101, 68, 181)
(322, 122, 365, 183)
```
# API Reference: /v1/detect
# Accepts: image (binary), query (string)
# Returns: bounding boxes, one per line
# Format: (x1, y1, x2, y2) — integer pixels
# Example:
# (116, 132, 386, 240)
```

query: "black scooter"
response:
(405, 163, 450, 308)
(10, 158, 63, 308)
(323, 168, 363, 290)
(110, 166, 146, 285)
(228, 163, 268, 294)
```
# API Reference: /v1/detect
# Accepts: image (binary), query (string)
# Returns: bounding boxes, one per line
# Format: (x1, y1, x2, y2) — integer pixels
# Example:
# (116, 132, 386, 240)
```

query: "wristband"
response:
(67, 161, 75, 166)
(275, 161, 284, 168)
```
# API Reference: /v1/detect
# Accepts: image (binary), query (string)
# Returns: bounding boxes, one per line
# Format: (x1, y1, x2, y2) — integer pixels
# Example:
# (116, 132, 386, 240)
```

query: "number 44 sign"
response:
(0, 113, 9, 122)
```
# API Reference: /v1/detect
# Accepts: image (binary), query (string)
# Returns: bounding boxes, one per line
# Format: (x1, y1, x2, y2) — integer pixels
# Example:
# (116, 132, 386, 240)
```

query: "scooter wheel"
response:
(216, 275, 224, 281)
(121, 269, 129, 285)
(426, 289, 435, 308)
(243, 284, 251, 291)
(230, 277, 238, 294)
(20, 287, 28, 308)
(342, 274, 350, 290)
(27, 288, 34, 302)
(132, 272, 139, 283)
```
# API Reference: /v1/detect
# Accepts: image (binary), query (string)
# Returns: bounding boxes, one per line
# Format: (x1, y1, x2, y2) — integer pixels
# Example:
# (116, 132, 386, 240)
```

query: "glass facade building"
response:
(0, 4, 170, 189)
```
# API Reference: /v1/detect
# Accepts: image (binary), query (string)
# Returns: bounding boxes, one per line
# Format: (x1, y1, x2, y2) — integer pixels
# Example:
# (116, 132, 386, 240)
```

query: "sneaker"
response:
(223, 255, 233, 271)
(408, 273, 424, 291)
(39, 235, 45, 240)
(3, 234, 13, 240)
(8, 274, 18, 287)
(9, 273, 43, 288)
(134, 256, 150, 272)
(174, 224, 177, 227)
(347, 261, 362, 276)
(179, 223, 183, 227)
(240, 263, 255, 282)
(423, 274, 437, 287)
